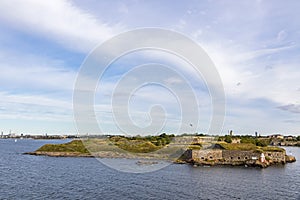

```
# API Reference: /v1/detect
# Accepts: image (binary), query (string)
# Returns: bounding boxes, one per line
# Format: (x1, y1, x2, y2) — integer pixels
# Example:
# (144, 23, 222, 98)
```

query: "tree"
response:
(255, 139, 269, 147)
(240, 137, 256, 145)
(224, 135, 232, 143)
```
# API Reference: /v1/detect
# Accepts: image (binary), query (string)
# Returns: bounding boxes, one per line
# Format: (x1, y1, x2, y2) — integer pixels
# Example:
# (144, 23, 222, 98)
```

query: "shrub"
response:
(240, 137, 256, 145)
(224, 135, 232, 143)
(255, 139, 270, 147)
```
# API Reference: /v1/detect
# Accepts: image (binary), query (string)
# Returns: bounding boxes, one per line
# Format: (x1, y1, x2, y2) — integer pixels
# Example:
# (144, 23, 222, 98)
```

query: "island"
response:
(25, 134, 297, 168)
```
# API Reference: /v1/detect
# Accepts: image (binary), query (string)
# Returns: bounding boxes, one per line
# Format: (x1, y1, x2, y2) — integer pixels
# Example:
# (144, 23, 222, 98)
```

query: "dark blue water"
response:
(0, 139, 299, 200)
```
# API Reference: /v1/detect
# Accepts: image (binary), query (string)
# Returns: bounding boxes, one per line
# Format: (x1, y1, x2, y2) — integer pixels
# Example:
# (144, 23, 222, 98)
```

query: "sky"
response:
(0, 0, 300, 136)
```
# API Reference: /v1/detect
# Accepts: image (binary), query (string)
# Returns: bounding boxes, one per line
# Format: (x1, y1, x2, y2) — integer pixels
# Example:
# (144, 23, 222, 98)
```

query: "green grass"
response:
(35, 137, 286, 156)
(36, 140, 90, 154)
(112, 138, 161, 153)
(108, 135, 177, 153)
(217, 142, 285, 152)
(35, 137, 177, 154)
(260, 146, 285, 152)
(218, 143, 257, 151)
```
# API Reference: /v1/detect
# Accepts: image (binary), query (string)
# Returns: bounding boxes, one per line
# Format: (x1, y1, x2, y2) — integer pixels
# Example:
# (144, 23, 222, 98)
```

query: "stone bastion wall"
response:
(187, 149, 286, 163)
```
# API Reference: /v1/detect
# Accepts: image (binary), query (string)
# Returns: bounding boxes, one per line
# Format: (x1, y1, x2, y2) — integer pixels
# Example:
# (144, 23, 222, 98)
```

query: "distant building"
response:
(268, 134, 284, 139)
(284, 135, 294, 141)
(232, 138, 241, 144)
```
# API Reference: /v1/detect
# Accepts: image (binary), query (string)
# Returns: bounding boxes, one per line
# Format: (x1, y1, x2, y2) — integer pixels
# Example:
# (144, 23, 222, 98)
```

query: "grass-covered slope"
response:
(108, 134, 174, 153)
(217, 142, 285, 152)
(35, 135, 175, 155)
(36, 140, 90, 154)
(111, 138, 161, 153)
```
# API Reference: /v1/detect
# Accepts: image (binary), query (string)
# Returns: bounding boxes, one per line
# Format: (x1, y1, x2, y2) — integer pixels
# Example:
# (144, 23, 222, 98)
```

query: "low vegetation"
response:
(34, 134, 181, 156)
(240, 136, 270, 147)
(217, 142, 285, 152)
(219, 135, 270, 146)
(109, 133, 175, 153)
(260, 146, 285, 152)
(218, 143, 257, 151)
(34, 133, 287, 156)
(36, 140, 90, 154)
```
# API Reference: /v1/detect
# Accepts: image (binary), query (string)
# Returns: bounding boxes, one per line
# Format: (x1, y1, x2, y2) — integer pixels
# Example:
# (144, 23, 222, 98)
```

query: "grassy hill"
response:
(36, 140, 90, 154)
(217, 142, 285, 152)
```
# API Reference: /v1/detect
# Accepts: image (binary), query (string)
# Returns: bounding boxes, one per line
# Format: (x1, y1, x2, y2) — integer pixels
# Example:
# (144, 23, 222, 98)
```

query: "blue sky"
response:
(0, 0, 299, 135)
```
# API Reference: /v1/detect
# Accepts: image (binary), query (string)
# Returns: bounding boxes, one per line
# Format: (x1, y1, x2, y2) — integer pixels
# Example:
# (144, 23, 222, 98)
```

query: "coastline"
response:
(24, 139, 297, 168)
(24, 150, 296, 168)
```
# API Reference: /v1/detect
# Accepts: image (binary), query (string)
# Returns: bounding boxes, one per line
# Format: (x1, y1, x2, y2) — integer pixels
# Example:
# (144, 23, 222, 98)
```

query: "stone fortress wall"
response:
(264, 151, 286, 162)
(191, 150, 222, 162)
(222, 150, 260, 162)
(187, 149, 286, 164)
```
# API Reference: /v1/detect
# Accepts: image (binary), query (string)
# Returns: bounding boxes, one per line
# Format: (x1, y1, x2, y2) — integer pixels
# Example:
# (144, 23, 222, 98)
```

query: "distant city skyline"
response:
(0, 0, 300, 135)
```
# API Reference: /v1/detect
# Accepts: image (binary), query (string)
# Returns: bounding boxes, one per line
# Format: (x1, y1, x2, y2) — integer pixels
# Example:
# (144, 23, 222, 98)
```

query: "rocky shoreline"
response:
(178, 150, 297, 168)
(24, 139, 297, 168)
(25, 150, 296, 169)
(24, 151, 171, 160)
(181, 155, 297, 168)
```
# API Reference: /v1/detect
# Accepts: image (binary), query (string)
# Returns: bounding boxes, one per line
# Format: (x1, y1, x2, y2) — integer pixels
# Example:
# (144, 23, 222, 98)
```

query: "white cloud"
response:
(0, 0, 122, 53)
(233, 45, 295, 62)
(0, 92, 71, 109)
(0, 0, 299, 134)
(0, 51, 77, 91)
(0, 49, 76, 124)
(0, 92, 73, 124)
(199, 39, 300, 107)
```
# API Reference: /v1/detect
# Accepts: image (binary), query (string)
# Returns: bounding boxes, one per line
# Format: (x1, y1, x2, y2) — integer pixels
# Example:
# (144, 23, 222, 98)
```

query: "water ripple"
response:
(0, 139, 299, 199)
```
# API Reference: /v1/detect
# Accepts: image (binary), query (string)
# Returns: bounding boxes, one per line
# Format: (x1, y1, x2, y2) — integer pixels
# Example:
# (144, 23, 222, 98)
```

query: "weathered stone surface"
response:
(185, 149, 291, 168)
(222, 150, 260, 163)
(24, 151, 93, 157)
(265, 151, 286, 163)
(285, 155, 296, 163)
(191, 149, 222, 163)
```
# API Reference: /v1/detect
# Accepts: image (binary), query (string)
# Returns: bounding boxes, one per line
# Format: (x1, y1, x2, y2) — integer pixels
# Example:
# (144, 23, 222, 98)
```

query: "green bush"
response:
(224, 135, 232, 143)
(240, 136, 270, 147)
(240, 137, 256, 145)
(255, 139, 270, 147)
(108, 134, 176, 153)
